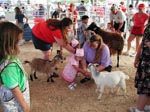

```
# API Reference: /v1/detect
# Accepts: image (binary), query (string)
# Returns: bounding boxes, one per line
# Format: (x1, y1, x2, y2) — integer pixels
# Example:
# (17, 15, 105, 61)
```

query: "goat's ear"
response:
(88, 63, 93, 67)
(93, 63, 99, 67)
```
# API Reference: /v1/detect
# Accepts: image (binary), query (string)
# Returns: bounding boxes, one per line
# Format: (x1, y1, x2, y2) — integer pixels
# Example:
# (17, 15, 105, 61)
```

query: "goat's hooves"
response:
(97, 98, 102, 101)
(124, 95, 128, 98)
(35, 77, 38, 79)
(51, 79, 54, 83)
(47, 79, 50, 82)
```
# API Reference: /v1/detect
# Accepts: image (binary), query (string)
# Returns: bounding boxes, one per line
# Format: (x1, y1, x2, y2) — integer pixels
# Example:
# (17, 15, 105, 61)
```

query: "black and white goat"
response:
(87, 63, 129, 100)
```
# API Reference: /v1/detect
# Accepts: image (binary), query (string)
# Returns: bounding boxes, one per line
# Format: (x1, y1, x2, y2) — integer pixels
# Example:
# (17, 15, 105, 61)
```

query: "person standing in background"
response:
(67, 3, 78, 36)
(123, 3, 149, 57)
(14, 7, 28, 45)
(14, 7, 28, 29)
(77, 1, 87, 18)
(110, 4, 126, 37)
(126, 4, 135, 32)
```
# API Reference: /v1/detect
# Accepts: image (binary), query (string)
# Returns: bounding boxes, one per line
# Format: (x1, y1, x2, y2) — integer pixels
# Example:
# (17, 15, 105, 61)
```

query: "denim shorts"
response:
(32, 32, 53, 51)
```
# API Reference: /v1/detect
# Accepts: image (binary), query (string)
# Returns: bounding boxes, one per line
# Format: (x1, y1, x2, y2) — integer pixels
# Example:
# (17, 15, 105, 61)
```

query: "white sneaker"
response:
(68, 85, 75, 90)
(123, 51, 130, 56)
(144, 105, 150, 112)
(68, 82, 76, 90)
(129, 52, 136, 57)
(73, 82, 77, 88)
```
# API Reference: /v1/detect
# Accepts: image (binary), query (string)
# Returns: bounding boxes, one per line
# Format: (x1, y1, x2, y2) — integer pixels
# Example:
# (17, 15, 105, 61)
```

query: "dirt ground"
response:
(0, 42, 138, 112)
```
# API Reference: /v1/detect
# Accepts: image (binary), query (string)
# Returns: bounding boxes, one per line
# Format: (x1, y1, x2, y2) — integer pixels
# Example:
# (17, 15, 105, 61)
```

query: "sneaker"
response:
(68, 83, 75, 90)
(73, 82, 77, 87)
(144, 106, 150, 112)
(128, 107, 145, 112)
(129, 52, 136, 57)
(123, 51, 130, 56)
(80, 77, 91, 84)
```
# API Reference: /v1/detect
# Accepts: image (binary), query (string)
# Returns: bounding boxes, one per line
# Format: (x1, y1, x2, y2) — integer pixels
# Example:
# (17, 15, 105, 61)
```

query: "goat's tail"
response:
(125, 75, 129, 80)
(23, 60, 30, 64)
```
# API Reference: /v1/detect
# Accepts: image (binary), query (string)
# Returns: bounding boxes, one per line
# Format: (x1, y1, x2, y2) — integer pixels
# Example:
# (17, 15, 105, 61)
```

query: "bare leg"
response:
(42, 49, 52, 60)
(137, 94, 148, 111)
(127, 34, 136, 52)
(135, 36, 142, 52)
(98, 86, 104, 100)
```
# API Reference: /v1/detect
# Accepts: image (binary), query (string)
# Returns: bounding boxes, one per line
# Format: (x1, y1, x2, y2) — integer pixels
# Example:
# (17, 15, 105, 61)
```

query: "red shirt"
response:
(131, 13, 148, 34)
(32, 21, 62, 43)
(121, 7, 126, 13)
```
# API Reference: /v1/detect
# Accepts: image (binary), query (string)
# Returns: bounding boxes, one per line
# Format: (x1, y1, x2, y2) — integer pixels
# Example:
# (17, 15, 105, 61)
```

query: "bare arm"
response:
(16, 19, 19, 26)
(24, 16, 28, 24)
(81, 58, 87, 71)
(12, 87, 30, 112)
(72, 65, 90, 76)
(96, 65, 106, 72)
(54, 37, 75, 53)
(118, 22, 123, 30)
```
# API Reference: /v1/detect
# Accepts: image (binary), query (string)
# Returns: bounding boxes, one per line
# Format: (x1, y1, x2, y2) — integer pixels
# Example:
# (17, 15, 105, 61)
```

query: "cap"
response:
(110, 4, 118, 11)
(71, 38, 79, 47)
(138, 3, 145, 9)
(70, 3, 75, 8)
(75, 48, 84, 57)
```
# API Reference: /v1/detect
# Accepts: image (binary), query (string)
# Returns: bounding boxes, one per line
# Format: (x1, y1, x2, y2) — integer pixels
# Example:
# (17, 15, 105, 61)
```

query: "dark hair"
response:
(81, 15, 89, 20)
(0, 22, 23, 61)
(81, 0, 84, 3)
(129, 4, 133, 8)
(14, 7, 22, 14)
(46, 18, 73, 43)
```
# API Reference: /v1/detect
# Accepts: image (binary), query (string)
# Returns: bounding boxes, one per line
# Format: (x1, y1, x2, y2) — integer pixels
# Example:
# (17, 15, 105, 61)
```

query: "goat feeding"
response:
(87, 64, 129, 100)
(24, 50, 65, 82)
(87, 22, 124, 67)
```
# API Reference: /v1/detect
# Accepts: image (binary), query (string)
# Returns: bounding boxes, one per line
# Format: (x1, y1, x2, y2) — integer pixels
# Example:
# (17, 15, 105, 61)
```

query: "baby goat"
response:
(87, 63, 129, 100)
(24, 50, 64, 82)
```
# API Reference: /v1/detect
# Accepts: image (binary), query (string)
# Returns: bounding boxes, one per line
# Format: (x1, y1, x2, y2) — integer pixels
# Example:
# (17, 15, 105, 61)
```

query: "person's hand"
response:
(85, 71, 91, 76)
(111, 27, 115, 32)
(134, 60, 138, 68)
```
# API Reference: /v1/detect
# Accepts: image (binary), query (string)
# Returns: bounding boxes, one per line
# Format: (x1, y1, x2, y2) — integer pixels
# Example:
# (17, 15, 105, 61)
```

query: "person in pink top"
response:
(124, 3, 149, 57)
(32, 18, 75, 60)
(61, 48, 89, 90)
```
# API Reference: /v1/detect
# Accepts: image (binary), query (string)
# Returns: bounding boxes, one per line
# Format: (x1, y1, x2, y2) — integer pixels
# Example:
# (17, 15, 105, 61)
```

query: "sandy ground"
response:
(0, 42, 138, 112)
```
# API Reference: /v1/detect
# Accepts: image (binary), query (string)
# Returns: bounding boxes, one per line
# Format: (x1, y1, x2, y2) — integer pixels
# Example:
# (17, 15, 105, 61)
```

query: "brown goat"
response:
(87, 22, 124, 67)
(24, 50, 65, 82)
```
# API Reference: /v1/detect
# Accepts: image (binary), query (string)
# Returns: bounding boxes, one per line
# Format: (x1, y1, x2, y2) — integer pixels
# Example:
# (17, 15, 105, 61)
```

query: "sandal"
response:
(80, 77, 91, 84)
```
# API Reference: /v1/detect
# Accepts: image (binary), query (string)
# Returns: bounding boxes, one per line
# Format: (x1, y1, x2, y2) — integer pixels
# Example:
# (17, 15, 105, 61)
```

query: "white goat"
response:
(87, 64, 129, 100)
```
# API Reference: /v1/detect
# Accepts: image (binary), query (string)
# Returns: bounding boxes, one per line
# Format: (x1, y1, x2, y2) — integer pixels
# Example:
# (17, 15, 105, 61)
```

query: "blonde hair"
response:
(0, 22, 23, 61)
(46, 18, 73, 44)
(89, 34, 104, 63)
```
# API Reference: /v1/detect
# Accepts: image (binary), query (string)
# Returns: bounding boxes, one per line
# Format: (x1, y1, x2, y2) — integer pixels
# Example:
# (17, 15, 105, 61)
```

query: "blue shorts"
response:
(32, 32, 53, 51)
